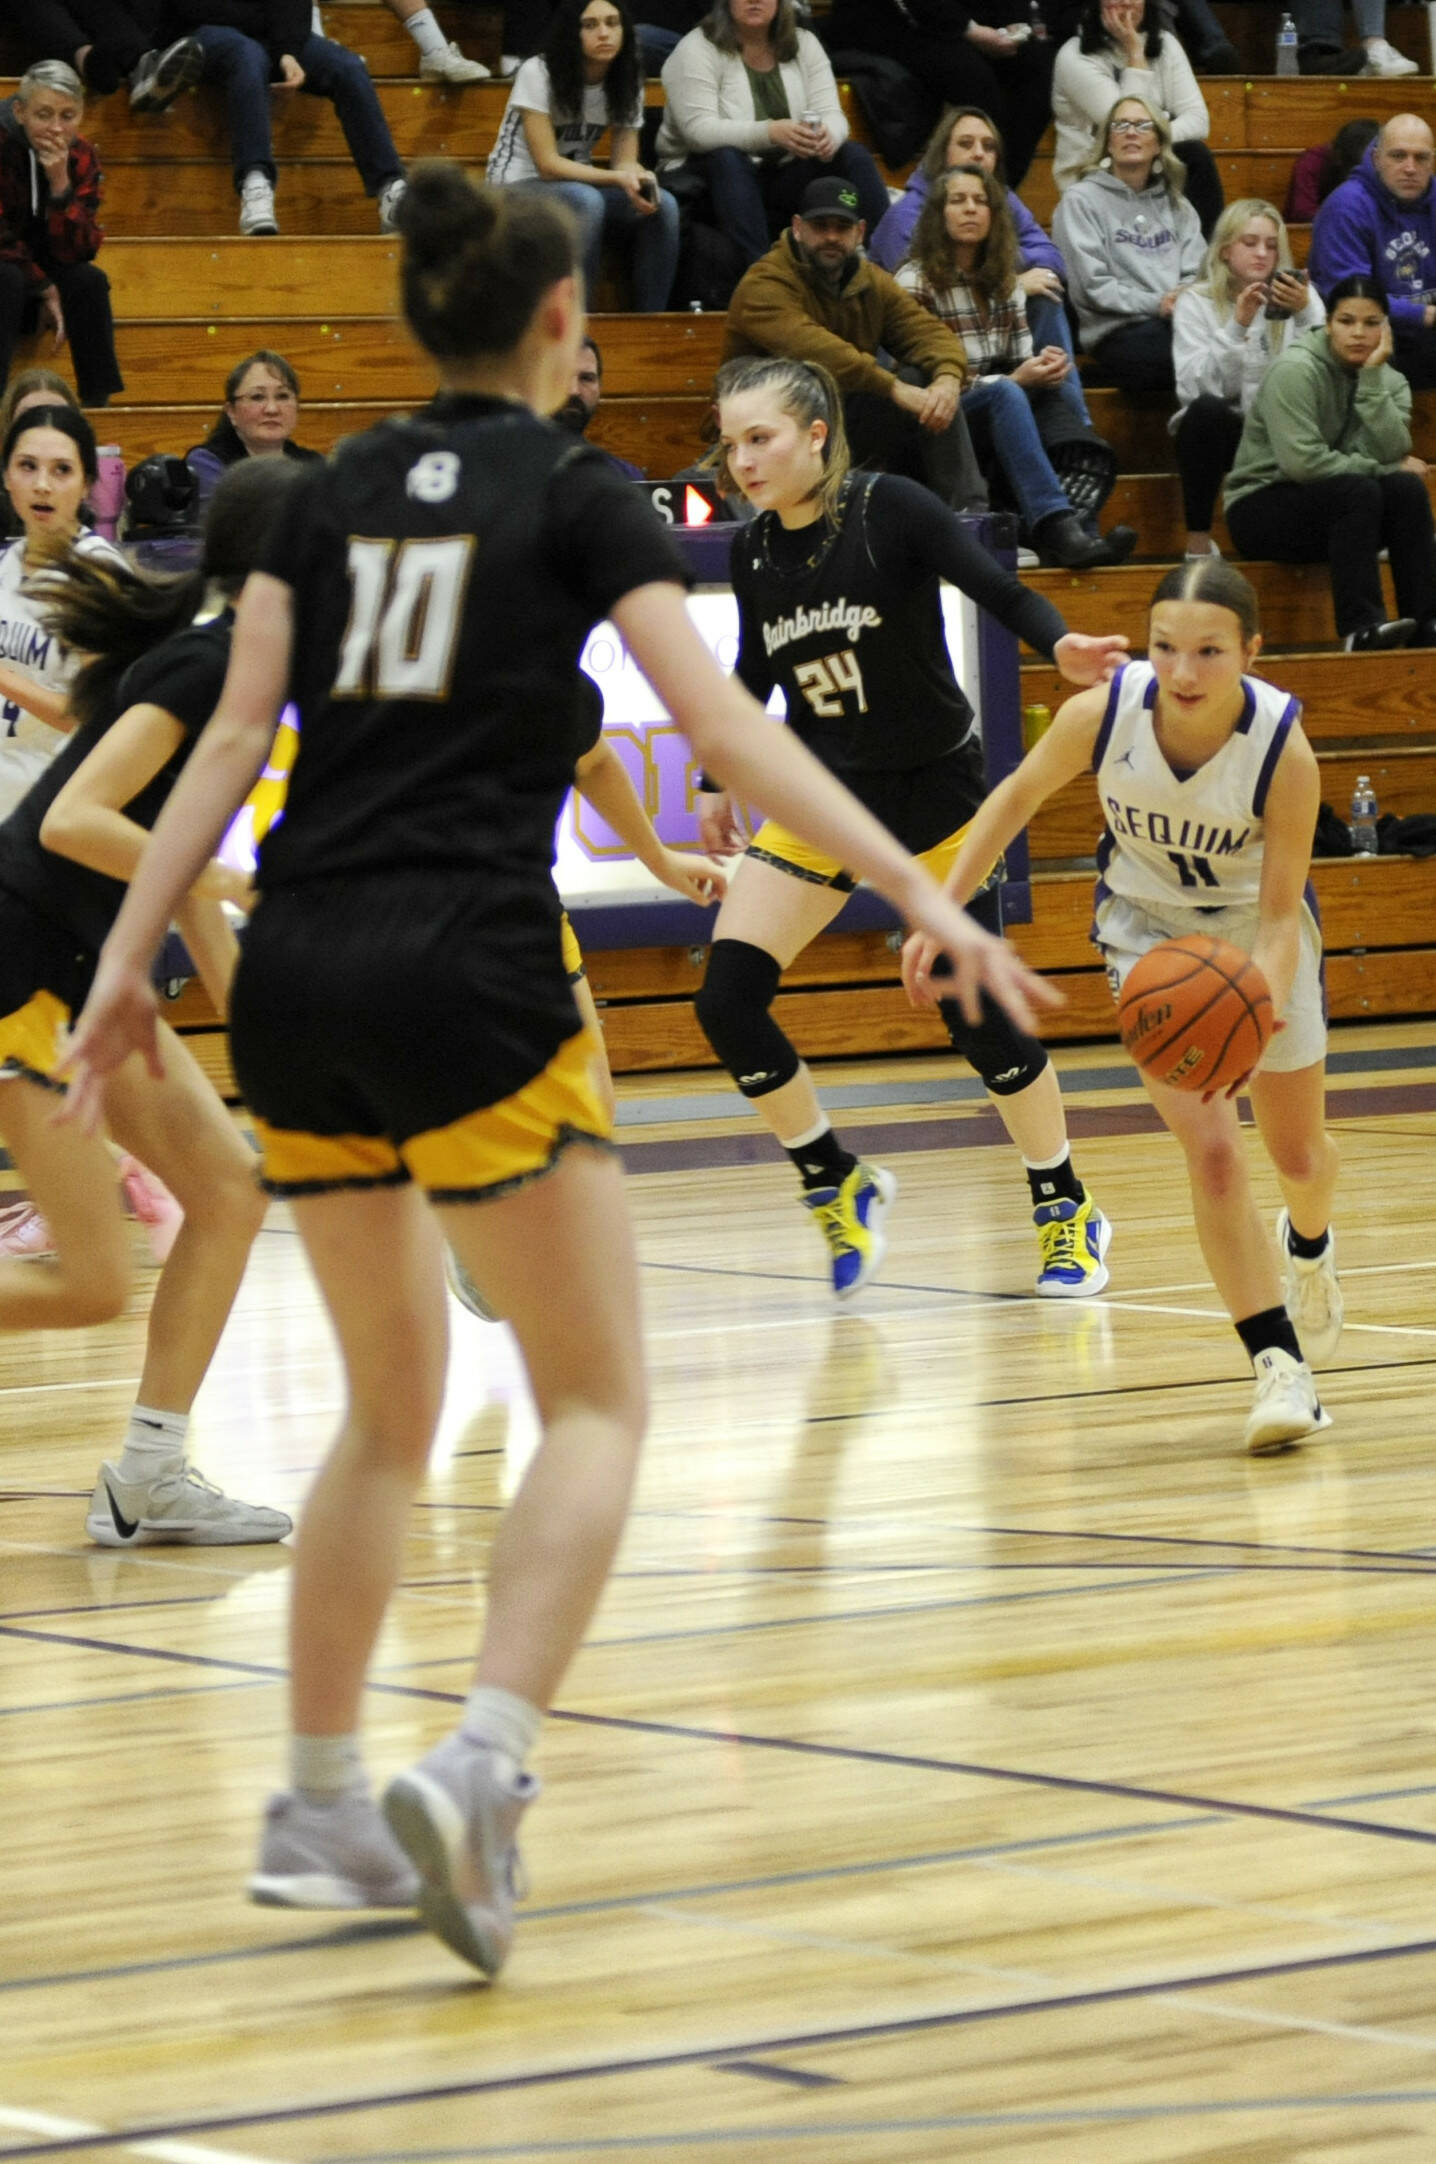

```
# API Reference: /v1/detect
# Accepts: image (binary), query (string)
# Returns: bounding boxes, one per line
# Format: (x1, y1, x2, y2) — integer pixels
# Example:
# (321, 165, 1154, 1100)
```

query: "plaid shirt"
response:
(894, 262, 1032, 376)
(0, 126, 105, 295)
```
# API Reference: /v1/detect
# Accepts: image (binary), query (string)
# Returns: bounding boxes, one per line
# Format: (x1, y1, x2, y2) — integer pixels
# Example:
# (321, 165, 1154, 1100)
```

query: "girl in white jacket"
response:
(1172, 198, 1325, 560)
(1052, 0, 1221, 233)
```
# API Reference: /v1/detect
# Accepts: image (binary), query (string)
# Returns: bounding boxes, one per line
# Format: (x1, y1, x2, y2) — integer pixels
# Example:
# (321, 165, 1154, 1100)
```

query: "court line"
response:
(5, 1935, 1436, 2158)
(0, 1680, 264, 1721)
(0, 2101, 278, 2164)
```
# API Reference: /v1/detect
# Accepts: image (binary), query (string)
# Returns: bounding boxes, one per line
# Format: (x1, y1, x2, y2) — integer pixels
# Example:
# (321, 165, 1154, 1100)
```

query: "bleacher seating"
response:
(3, 12, 1433, 1082)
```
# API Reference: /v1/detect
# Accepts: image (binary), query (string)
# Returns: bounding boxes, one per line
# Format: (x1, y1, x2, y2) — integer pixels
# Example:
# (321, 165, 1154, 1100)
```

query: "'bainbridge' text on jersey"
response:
(1104, 799, 1250, 856)
(762, 598, 883, 658)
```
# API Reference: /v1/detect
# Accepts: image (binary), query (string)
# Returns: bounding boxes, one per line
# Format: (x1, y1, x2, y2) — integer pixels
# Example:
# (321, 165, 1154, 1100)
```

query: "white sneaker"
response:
(86, 1460, 293, 1546)
(1244, 1347, 1332, 1456)
(238, 173, 278, 236)
(250, 1790, 420, 1909)
(1364, 35, 1418, 73)
(378, 177, 407, 233)
(1276, 1210, 1344, 1366)
(1015, 544, 1040, 568)
(497, 52, 522, 75)
(419, 39, 489, 79)
(384, 1736, 538, 1975)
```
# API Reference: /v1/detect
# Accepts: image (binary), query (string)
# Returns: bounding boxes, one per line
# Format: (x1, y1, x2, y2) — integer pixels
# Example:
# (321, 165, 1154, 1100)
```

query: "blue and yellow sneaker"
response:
(1033, 1193, 1111, 1298)
(802, 1162, 897, 1298)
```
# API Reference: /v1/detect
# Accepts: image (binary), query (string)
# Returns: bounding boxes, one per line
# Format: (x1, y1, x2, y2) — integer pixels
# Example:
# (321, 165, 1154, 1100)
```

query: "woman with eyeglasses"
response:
(184, 351, 322, 515)
(1051, 94, 1204, 400)
(1052, 0, 1223, 236)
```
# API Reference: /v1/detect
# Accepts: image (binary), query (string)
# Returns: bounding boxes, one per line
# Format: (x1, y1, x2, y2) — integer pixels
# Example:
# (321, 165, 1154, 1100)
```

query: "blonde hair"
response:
(712, 356, 850, 524)
(1077, 95, 1187, 197)
(1198, 198, 1292, 321)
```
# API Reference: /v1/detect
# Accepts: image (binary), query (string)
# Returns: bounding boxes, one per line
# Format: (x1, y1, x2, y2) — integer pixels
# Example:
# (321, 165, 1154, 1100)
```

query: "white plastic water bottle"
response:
(1350, 774, 1379, 855)
(1276, 11, 1299, 71)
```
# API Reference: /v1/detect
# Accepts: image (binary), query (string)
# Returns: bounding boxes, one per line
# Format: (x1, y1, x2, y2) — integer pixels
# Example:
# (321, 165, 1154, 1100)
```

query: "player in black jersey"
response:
(64, 167, 1053, 1977)
(0, 462, 297, 1546)
(699, 355, 1128, 1299)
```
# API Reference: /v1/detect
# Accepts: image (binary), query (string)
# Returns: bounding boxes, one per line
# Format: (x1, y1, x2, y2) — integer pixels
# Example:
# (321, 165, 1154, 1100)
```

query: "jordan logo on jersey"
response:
(763, 597, 882, 657)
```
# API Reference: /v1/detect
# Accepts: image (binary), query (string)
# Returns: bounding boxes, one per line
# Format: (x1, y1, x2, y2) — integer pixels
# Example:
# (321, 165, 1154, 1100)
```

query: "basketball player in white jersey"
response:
(905, 557, 1342, 1455)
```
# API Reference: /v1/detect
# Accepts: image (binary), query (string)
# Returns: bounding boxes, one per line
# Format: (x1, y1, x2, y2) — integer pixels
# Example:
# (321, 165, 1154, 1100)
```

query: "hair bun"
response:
(398, 161, 496, 266)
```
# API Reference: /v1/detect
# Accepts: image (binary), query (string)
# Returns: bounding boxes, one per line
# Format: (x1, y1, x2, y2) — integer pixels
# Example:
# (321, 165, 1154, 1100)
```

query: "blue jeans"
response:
(961, 373, 1068, 533)
(636, 22, 681, 71)
(1025, 291, 1092, 429)
(193, 24, 403, 194)
(543, 179, 679, 311)
(697, 142, 891, 268)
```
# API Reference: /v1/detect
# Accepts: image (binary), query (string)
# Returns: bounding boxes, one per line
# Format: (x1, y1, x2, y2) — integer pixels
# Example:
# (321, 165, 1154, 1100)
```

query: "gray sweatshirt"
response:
(1051, 166, 1205, 351)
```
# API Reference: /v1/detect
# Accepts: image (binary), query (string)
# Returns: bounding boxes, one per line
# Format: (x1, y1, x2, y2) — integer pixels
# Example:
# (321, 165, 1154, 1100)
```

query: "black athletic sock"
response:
(1235, 1306, 1302, 1365)
(1285, 1221, 1331, 1262)
(786, 1126, 858, 1193)
(1025, 1152, 1085, 1210)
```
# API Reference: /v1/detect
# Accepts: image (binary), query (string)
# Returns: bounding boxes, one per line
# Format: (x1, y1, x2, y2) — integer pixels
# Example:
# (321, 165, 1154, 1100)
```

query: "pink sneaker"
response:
(0, 1200, 55, 1258)
(119, 1157, 184, 1264)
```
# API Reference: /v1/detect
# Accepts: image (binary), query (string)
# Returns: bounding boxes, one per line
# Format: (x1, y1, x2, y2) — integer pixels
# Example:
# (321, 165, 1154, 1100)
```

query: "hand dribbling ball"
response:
(1118, 934, 1273, 1094)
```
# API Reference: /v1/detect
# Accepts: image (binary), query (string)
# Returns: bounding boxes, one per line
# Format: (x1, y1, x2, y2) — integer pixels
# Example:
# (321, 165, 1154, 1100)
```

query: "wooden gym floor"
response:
(4, 1020, 1436, 2162)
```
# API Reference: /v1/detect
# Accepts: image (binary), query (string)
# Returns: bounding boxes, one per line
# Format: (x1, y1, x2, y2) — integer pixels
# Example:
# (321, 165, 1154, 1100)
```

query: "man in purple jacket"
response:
(1310, 114, 1436, 389)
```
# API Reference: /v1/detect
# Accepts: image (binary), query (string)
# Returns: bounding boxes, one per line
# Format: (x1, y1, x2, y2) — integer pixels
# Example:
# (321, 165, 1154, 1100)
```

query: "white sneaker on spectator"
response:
(378, 178, 407, 232)
(497, 52, 522, 74)
(128, 35, 204, 110)
(420, 39, 490, 78)
(239, 173, 279, 235)
(1364, 36, 1418, 72)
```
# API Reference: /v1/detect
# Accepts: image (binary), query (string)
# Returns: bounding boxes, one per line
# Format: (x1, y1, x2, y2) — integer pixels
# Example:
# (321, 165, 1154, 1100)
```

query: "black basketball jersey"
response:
(730, 474, 1066, 782)
(256, 395, 688, 903)
(0, 613, 228, 956)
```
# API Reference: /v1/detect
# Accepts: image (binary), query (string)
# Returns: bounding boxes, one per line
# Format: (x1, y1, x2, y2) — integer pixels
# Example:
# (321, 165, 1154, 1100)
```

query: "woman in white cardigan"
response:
(656, 0, 889, 265)
(1052, 0, 1222, 233)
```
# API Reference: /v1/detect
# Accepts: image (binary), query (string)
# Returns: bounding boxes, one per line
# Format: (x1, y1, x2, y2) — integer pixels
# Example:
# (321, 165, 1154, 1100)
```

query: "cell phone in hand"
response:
(638, 175, 658, 205)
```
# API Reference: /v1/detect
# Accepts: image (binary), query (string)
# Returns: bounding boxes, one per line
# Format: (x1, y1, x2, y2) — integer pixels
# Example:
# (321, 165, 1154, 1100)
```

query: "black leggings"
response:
(1172, 140, 1224, 238)
(1226, 470, 1436, 636)
(1085, 316, 1175, 400)
(0, 259, 122, 407)
(1173, 395, 1243, 533)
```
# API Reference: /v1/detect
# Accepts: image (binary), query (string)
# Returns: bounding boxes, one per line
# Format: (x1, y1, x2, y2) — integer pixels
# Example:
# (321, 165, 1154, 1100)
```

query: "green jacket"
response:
(721, 230, 967, 400)
(1225, 323, 1412, 510)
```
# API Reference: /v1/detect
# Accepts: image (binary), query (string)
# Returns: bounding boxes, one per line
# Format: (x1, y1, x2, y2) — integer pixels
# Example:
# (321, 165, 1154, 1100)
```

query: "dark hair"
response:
(1323, 117, 1380, 199)
(1149, 558, 1260, 641)
(37, 460, 304, 729)
(919, 105, 1008, 188)
(223, 349, 301, 406)
(701, 0, 800, 64)
(581, 333, 603, 375)
(544, 0, 640, 127)
(398, 162, 579, 358)
(3, 403, 97, 484)
(1326, 273, 1390, 314)
(0, 369, 76, 441)
(713, 354, 851, 524)
(910, 165, 1018, 304)
(1079, 0, 1162, 61)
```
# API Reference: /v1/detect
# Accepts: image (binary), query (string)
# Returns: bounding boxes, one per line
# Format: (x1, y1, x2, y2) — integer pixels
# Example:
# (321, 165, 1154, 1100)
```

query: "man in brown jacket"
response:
(722, 175, 986, 510)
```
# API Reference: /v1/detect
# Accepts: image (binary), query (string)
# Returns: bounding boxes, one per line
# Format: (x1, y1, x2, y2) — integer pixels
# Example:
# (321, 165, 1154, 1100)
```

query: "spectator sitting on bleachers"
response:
(1309, 115, 1436, 390)
(8, 0, 202, 105)
(1172, 197, 1325, 561)
(554, 333, 645, 474)
(1224, 275, 1436, 653)
(1286, 118, 1378, 223)
(1287, 0, 1416, 77)
(1051, 0, 1222, 235)
(869, 103, 1092, 429)
(487, 0, 679, 309)
(654, 0, 888, 270)
(897, 163, 1135, 566)
(184, 349, 322, 510)
(0, 63, 122, 409)
(382, 0, 490, 79)
(723, 174, 988, 511)
(162, 0, 408, 236)
(1051, 94, 1204, 399)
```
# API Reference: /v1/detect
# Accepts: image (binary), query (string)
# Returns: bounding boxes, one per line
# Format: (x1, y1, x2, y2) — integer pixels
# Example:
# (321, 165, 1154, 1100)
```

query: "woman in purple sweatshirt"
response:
(869, 103, 1091, 426)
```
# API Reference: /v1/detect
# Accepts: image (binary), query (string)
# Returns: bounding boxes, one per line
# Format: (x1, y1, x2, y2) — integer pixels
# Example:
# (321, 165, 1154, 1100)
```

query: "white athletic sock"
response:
(116, 1405, 188, 1484)
(1021, 1144, 1071, 1172)
(783, 1117, 831, 1152)
(404, 6, 448, 56)
(460, 1683, 543, 1780)
(291, 1731, 367, 1805)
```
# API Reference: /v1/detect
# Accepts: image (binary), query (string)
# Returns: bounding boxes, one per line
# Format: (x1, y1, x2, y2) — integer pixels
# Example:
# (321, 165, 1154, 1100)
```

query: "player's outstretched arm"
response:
(612, 580, 1059, 1032)
(903, 683, 1106, 1008)
(573, 735, 728, 904)
(60, 574, 293, 1130)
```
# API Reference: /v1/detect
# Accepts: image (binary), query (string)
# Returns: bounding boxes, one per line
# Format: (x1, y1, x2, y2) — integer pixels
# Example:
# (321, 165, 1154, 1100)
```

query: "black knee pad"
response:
(694, 939, 800, 1098)
(939, 989, 1049, 1097)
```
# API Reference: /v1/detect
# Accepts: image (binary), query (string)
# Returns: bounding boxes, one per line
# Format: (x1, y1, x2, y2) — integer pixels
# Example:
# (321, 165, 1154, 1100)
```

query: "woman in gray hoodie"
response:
(1050, 94, 1204, 399)
(1225, 275, 1436, 652)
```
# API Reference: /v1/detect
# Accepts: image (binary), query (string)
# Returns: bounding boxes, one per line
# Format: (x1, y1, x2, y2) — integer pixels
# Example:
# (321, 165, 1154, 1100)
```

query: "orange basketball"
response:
(1118, 935, 1273, 1094)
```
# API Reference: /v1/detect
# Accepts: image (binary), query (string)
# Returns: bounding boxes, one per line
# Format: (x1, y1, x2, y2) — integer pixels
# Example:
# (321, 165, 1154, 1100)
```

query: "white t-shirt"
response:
(0, 530, 122, 819)
(486, 56, 642, 185)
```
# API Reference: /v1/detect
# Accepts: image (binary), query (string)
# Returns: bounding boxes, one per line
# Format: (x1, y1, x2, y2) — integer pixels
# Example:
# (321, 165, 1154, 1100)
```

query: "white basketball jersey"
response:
(1092, 660, 1300, 913)
(0, 532, 120, 817)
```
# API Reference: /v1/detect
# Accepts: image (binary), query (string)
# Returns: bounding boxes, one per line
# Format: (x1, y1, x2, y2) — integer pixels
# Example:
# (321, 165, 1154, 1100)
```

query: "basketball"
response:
(1118, 934, 1273, 1094)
